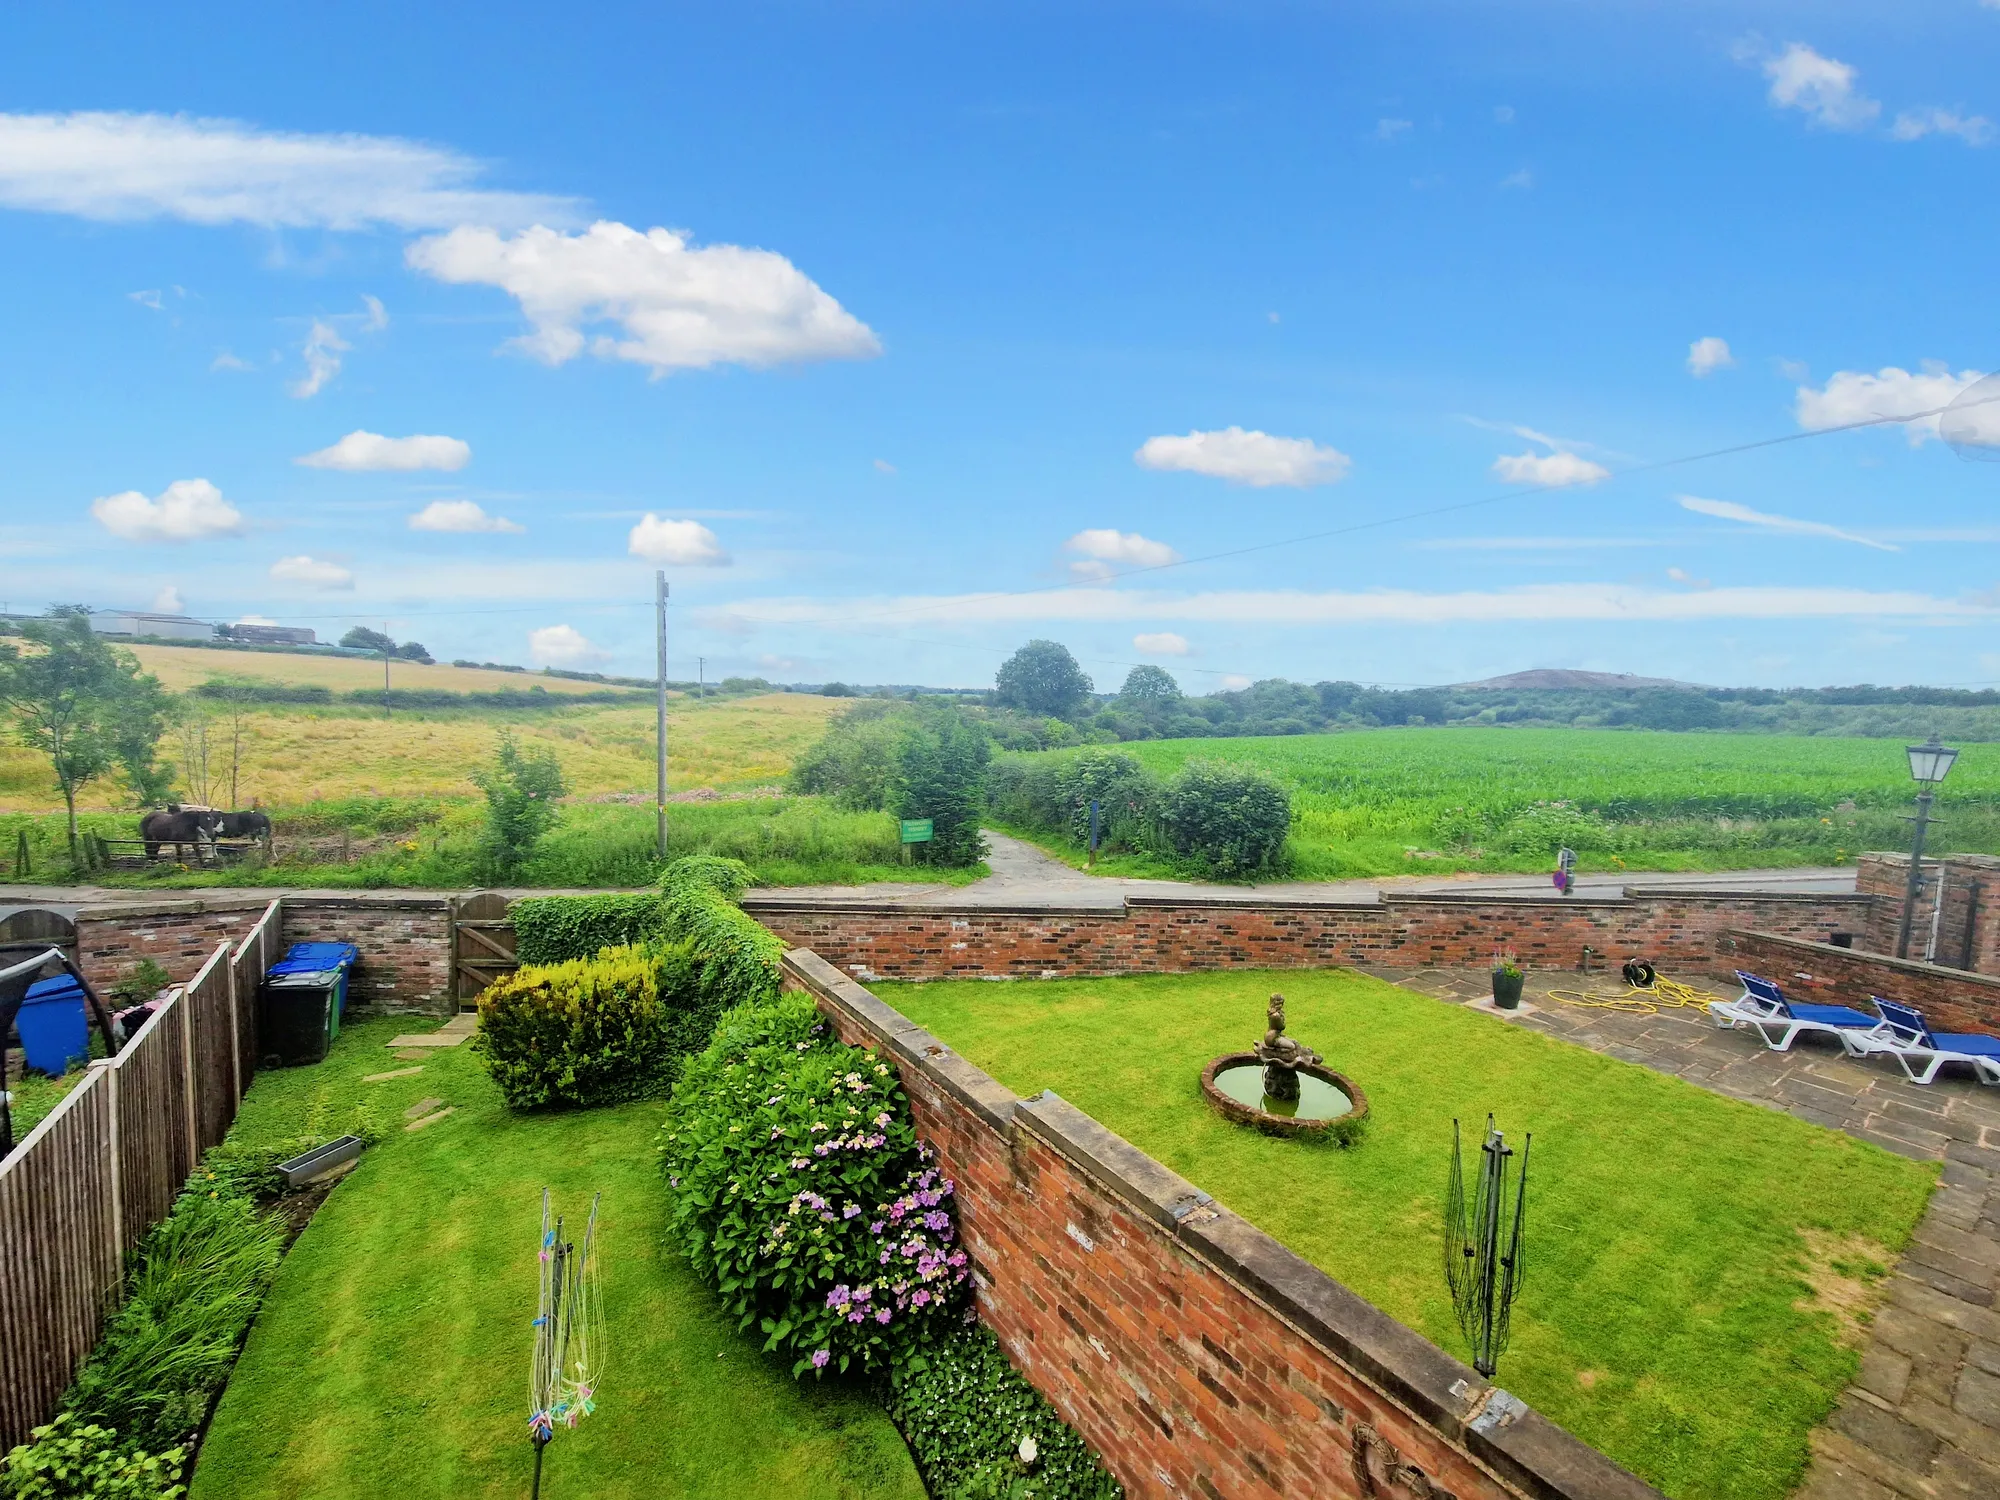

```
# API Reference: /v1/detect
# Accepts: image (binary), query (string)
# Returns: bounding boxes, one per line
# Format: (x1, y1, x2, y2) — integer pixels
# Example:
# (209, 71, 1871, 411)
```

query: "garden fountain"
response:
(1200, 994, 1368, 1141)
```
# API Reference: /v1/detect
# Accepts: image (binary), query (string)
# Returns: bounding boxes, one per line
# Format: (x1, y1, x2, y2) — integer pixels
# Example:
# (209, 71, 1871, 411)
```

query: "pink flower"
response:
(810, 1349, 830, 1369)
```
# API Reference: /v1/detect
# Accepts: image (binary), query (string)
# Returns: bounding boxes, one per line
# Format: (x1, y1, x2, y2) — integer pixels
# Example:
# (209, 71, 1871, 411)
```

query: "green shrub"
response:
(788, 702, 908, 811)
(1157, 760, 1290, 876)
(511, 892, 668, 965)
(475, 941, 704, 1109)
(889, 1326, 1122, 1500)
(659, 856, 784, 1012)
(0, 1415, 185, 1500)
(470, 730, 568, 878)
(895, 707, 991, 867)
(659, 994, 970, 1376)
(63, 1189, 286, 1453)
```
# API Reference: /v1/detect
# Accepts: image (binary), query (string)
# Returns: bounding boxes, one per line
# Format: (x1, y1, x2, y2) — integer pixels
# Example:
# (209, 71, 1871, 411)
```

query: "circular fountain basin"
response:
(1199, 1053, 1369, 1141)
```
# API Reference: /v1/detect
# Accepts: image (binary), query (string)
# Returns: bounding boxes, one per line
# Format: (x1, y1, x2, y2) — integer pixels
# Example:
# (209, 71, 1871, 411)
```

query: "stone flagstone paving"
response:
(1363, 966, 2000, 1499)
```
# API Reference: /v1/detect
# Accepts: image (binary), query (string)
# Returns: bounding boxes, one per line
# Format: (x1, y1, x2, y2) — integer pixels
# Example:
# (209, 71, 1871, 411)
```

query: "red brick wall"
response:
(75, 898, 270, 995)
(748, 890, 1870, 985)
(1719, 928, 2000, 1036)
(786, 949, 1660, 1500)
(1854, 852, 2000, 973)
(281, 897, 452, 1014)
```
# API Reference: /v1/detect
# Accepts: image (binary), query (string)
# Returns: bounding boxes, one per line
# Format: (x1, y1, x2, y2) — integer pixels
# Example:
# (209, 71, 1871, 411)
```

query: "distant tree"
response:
(341, 626, 395, 654)
(995, 640, 1093, 720)
(819, 682, 854, 698)
(1628, 689, 1724, 731)
(470, 731, 569, 879)
(394, 640, 434, 664)
(0, 610, 170, 864)
(1118, 665, 1182, 704)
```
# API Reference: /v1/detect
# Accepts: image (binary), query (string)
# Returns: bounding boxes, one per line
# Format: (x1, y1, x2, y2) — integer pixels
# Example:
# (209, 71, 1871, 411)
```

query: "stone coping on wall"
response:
(785, 947, 1662, 1500)
(72, 891, 453, 920)
(743, 887, 1874, 918)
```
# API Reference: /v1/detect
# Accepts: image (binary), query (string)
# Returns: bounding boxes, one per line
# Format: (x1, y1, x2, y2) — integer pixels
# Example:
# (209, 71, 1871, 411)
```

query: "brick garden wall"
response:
(747, 889, 1871, 985)
(66, 893, 454, 1015)
(786, 948, 1659, 1500)
(1719, 928, 2000, 1036)
(1854, 852, 2000, 974)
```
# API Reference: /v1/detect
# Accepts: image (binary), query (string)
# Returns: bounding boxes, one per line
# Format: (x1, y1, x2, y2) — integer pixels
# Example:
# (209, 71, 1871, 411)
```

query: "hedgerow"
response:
(659, 856, 784, 1011)
(510, 892, 668, 965)
(888, 1326, 1123, 1500)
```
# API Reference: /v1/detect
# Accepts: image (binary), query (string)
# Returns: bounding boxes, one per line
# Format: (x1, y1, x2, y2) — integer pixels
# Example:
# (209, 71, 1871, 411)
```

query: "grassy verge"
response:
(191, 1017, 924, 1500)
(879, 968, 1935, 1500)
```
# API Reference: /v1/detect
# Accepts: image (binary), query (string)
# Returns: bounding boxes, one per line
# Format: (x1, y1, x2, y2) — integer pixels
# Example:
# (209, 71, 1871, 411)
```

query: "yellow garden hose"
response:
(1537, 973, 1728, 1016)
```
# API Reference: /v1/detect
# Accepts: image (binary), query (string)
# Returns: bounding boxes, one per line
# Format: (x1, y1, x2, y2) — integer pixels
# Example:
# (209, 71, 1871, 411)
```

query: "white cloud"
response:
(1666, 567, 1713, 590)
(234, 614, 276, 626)
(1376, 118, 1413, 141)
(628, 514, 729, 566)
(528, 623, 609, 667)
(151, 584, 183, 613)
(873, 458, 896, 474)
(298, 430, 471, 472)
(717, 581, 1992, 631)
(1133, 631, 1191, 657)
(210, 349, 253, 372)
(1498, 168, 1533, 190)
(1134, 427, 1351, 487)
(1757, 43, 1880, 130)
(292, 319, 349, 398)
(128, 288, 162, 311)
(0, 111, 574, 229)
(269, 554, 353, 590)
(1221, 675, 1253, 691)
(1490, 450, 1610, 487)
(408, 499, 523, 534)
(406, 220, 881, 374)
(1494, 106, 1516, 124)
(1687, 336, 1735, 377)
(360, 293, 388, 331)
(1676, 494, 1897, 551)
(1795, 363, 1985, 442)
(1891, 107, 1995, 145)
(91, 478, 245, 542)
(1063, 529, 1180, 583)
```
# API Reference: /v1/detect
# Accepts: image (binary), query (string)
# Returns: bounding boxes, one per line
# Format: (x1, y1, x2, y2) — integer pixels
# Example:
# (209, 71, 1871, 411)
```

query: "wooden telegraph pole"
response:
(655, 572, 669, 859)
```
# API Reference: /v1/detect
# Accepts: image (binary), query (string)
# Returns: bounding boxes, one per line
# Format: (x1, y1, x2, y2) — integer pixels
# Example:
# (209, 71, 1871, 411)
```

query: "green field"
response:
(1094, 728, 2000, 879)
(881, 969, 1935, 1500)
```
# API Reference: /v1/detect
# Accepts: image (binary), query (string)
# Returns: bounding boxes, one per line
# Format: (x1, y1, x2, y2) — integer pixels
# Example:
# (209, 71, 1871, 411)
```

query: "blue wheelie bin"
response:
(16, 975, 90, 1076)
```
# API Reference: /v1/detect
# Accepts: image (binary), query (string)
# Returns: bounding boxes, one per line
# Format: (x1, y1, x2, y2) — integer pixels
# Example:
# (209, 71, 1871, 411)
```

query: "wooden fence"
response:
(0, 906, 283, 1449)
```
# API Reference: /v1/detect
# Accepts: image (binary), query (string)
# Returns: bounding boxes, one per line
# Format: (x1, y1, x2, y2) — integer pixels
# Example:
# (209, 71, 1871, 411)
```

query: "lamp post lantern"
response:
(1896, 737, 1960, 959)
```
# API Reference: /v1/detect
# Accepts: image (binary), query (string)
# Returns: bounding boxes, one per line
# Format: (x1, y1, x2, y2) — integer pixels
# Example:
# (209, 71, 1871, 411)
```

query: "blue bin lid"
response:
(22, 975, 86, 1007)
(270, 943, 358, 978)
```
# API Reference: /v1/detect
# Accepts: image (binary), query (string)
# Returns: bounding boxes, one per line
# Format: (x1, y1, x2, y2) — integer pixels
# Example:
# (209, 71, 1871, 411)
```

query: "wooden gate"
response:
(449, 892, 517, 1007)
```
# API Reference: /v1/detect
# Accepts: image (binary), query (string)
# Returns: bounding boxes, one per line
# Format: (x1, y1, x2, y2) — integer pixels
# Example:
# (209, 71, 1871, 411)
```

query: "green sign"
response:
(899, 819, 935, 844)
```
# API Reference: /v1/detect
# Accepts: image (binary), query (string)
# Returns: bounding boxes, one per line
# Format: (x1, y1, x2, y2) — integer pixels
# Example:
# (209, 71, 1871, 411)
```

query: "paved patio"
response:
(1363, 966, 2000, 1500)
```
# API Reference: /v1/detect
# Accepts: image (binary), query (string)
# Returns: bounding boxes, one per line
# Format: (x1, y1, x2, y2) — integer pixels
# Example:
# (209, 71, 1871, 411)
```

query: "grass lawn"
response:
(879, 969, 1937, 1500)
(192, 1016, 923, 1500)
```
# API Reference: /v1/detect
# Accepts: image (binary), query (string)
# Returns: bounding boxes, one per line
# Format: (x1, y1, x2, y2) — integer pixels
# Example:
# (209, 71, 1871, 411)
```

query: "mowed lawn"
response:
(880, 969, 1936, 1500)
(192, 1018, 922, 1500)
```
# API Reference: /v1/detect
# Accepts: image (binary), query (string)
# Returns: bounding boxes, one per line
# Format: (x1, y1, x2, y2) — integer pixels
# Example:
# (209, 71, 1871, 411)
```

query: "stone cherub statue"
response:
(1254, 993, 1321, 1101)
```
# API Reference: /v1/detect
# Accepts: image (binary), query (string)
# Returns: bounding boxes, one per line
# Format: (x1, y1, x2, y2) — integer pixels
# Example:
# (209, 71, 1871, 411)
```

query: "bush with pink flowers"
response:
(658, 991, 971, 1376)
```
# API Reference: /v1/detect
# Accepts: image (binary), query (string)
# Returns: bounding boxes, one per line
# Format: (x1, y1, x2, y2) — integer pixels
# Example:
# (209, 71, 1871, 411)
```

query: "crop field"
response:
(1114, 728, 2000, 878)
(125, 644, 639, 696)
(0, 693, 844, 811)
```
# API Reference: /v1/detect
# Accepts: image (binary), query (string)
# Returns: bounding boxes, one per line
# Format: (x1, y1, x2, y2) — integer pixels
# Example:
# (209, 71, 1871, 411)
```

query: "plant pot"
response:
(1491, 970, 1524, 1010)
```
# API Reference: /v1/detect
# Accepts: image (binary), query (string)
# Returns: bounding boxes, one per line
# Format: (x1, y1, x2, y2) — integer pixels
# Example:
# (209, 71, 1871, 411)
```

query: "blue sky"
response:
(3, 1, 1999, 691)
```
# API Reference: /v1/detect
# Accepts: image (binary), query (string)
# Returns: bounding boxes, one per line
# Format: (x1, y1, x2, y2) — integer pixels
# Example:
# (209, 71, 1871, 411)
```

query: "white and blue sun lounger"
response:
(1846, 998, 2000, 1086)
(1707, 970, 1886, 1053)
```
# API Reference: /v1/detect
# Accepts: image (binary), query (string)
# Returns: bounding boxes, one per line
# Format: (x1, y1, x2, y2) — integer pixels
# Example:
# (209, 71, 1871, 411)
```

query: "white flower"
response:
(1018, 1435, 1039, 1466)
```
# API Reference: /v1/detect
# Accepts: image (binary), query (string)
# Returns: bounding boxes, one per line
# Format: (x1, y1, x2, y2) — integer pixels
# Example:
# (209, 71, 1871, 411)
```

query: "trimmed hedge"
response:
(888, 1326, 1122, 1500)
(511, 892, 668, 966)
(475, 941, 705, 1109)
(659, 856, 784, 1012)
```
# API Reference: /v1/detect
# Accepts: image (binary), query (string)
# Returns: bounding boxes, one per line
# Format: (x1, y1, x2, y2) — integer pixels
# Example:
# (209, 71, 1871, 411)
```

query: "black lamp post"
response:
(1896, 737, 1960, 959)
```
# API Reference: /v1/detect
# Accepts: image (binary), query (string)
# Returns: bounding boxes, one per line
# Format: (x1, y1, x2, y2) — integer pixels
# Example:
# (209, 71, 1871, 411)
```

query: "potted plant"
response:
(1491, 949, 1524, 1010)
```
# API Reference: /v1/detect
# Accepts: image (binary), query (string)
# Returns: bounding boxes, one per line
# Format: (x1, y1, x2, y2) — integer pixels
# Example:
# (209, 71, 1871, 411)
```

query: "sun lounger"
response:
(1846, 998, 2000, 1086)
(1707, 971, 1885, 1053)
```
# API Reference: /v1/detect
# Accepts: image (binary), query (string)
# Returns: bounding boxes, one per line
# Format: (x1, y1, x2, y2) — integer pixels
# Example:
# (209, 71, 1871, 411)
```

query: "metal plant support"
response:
(1444, 1116, 1531, 1378)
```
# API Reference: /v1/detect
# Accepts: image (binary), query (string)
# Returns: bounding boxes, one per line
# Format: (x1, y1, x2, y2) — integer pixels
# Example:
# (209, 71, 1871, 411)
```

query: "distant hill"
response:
(1452, 669, 1705, 692)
